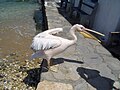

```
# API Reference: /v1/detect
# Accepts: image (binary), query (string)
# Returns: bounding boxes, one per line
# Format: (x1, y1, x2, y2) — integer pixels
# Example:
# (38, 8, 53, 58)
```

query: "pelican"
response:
(31, 24, 104, 70)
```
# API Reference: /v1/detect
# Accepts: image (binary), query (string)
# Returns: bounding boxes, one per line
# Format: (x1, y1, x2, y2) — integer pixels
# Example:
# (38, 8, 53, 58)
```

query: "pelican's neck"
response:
(69, 26, 77, 43)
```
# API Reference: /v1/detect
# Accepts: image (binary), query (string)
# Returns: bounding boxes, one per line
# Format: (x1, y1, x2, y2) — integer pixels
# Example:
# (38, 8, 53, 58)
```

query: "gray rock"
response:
(52, 70, 66, 80)
(83, 53, 103, 66)
(95, 63, 117, 80)
(111, 70, 120, 79)
(41, 71, 56, 81)
(86, 38, 101, 46)
(102, 55, 120, 71)
(57, 63, 80, 81)
(74, 81, 96, 90)
(74, 81, 88, 90)
(95, 45, 111, 56)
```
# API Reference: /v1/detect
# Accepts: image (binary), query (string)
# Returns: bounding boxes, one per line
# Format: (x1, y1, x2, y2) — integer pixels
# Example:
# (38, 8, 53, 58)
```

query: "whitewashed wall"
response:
(93, 0, 120, 42)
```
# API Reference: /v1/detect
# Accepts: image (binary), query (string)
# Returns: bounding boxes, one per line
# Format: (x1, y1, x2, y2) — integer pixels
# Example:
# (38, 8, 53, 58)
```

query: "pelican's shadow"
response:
(51, 58, 84, 65)
(23, 59, 48, 88)
(76, 67, 115, 90)
(23, 58, 83, 88)
(23, 68, 41, 88)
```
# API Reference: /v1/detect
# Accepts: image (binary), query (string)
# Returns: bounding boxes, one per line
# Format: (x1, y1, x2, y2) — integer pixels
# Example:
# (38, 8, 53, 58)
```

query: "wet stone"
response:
(9, 53, 16, 56)
(19, 66, 27, 72)
(0, 73, 5, 78)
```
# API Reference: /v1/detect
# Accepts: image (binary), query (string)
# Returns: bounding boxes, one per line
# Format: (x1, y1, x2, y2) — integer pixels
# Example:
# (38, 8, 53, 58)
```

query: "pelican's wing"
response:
(35, 28, 63, 37)
(31, 35, 61, 51)
(48, 28, 63, 35)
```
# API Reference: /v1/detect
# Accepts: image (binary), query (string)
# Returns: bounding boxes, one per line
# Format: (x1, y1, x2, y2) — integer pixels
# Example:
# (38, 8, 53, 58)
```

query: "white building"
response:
(72, 0, 120, 44)
(93, 0, 120, 44)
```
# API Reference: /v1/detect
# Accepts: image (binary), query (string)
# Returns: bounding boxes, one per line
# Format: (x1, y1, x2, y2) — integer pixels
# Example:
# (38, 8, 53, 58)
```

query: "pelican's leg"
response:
(47, 60, 51, 69)
(40, 59, 49, 70)
(50, 59, 54, 66)
(47, 58, 53, 68)
(48, 59, 59, 72)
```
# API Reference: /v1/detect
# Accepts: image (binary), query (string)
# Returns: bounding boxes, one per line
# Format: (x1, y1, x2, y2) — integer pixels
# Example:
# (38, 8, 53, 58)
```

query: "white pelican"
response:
(31, 24, 104, 70)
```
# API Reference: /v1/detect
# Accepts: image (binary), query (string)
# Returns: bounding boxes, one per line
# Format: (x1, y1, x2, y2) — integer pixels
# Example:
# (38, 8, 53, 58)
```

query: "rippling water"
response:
(0, 1, 42, 89)
(0, 1, 39, 58)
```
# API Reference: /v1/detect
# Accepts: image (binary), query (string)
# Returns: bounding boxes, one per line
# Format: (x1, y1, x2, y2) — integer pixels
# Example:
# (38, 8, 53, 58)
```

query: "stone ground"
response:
(37, 1, 120, 90)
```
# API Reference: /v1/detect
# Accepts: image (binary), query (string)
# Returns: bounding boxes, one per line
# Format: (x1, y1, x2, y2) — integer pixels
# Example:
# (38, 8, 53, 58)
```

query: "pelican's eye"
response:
(81, 27, 84, 29)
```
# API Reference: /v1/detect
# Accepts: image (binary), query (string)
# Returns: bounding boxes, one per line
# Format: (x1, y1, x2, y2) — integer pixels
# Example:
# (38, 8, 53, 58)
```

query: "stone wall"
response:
(34, 0, 48, 33)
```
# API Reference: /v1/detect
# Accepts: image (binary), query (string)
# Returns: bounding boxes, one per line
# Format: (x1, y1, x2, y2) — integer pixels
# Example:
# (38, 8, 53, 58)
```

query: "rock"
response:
(95, 45, 111, 56)
(86, 38, 101, 46)
(83, 53, 103, 66)
(36, 80, 73, 90)
(52, 70, 65, 80)
(112, 70, 120, 79)
(49, 65, 59, 72)
(0, 73, 5, 78)
(42, 72, 57, 81)
(87, 83, 96, 90)
(64, 67, 80, 81)
(10, 53, 16, 56)
(59, 63, 80, 81)
(74, 81, 95, 90)
(113, 81, 120, 89)
(74, 83, 87, 90)
(102, 56, 120, 71)
(95, 63, 117, 80)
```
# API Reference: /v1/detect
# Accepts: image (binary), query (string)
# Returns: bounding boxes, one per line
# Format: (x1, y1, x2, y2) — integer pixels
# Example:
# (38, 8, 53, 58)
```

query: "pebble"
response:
(3, 58, 7, 60)
(10, 53, 16, 56)
(113, 81, 120, 89)
(0, 74, 5, 78)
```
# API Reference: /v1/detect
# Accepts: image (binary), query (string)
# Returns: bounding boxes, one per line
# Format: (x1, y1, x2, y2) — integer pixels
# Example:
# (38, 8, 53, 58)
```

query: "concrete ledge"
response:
(36, 1, 120, 90)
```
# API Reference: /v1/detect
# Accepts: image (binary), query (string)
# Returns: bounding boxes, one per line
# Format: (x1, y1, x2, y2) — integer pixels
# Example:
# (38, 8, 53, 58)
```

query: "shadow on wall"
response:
(76, 67, 115, 90)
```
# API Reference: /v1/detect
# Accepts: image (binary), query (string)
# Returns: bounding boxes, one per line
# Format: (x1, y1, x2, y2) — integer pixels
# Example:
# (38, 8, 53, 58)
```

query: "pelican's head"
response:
(76, 24, 105, 36)
(74, 24, 105, 43)
(75, 24, 85, 32)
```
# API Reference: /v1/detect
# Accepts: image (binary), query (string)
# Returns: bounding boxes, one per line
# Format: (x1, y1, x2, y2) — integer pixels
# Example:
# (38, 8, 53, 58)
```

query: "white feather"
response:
(31, 37, 61, 50)
(35, 28, 63, 37)
(31, 28, 63, 51)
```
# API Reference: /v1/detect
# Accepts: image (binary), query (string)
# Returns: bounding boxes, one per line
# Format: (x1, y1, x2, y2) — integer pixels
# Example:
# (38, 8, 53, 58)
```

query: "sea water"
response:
(0, 1, 41, 89)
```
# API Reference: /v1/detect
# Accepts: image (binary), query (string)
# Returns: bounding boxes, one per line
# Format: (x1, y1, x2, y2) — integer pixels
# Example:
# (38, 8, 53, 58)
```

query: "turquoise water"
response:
(0, 2, 38, 37)
(0, 1, 40, 89)
(0, 1, 38, 22)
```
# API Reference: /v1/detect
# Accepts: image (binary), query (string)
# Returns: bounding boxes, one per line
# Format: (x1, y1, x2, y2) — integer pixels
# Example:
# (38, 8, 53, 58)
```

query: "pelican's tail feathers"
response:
(30, 51, 44, 60)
